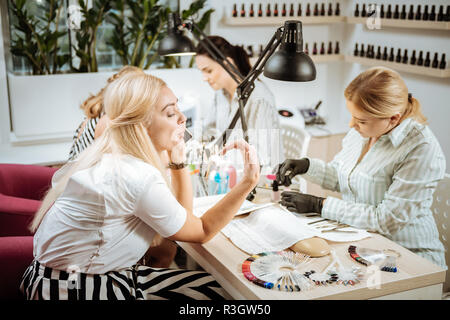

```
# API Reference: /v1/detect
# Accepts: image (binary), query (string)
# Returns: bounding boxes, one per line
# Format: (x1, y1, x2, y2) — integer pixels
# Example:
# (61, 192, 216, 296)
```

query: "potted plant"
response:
(8, 0, 70, 75)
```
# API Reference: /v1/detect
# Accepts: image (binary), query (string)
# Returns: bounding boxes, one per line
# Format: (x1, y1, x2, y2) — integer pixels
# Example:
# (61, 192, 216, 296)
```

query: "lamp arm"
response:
(184, 20, 243, 84)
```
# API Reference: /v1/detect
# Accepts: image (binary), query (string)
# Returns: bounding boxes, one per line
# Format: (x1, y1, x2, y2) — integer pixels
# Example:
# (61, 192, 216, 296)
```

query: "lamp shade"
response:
(263, 21, 316, 82)
(158, 13, 196, 56)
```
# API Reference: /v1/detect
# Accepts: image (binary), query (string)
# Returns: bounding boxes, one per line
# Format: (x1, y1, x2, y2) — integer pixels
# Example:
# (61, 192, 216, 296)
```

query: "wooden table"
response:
(178, 189, 446, 300)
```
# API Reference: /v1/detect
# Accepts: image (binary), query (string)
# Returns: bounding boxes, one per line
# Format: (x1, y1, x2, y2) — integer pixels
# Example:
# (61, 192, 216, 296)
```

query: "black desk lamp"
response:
(158, 13, 316, 148)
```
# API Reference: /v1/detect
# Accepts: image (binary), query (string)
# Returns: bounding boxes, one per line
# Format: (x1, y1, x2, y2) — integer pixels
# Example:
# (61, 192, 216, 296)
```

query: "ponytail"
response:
(402, 95, 427, 124)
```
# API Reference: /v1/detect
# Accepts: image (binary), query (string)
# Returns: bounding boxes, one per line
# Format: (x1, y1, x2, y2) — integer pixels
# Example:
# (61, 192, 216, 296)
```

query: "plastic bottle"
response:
(226, 165, 237, 189)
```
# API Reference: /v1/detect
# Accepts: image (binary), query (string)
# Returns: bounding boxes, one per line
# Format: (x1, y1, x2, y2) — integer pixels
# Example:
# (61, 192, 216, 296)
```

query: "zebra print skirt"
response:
(20, 260, 227, 300)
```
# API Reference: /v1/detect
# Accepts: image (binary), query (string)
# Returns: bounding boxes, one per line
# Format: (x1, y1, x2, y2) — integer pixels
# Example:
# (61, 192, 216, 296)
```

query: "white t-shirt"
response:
(33, 154, 187, 274)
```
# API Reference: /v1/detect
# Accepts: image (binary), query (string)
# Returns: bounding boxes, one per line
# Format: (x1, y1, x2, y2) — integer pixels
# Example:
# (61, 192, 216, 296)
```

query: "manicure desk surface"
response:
(177, 188, 446, 300)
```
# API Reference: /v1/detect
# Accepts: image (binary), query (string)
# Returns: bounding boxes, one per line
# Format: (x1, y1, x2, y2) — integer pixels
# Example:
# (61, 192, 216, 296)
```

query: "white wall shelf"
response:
(223, 16, 450, 31)
(222, 16, 346, 26)
(250, 54, 344, 66)
(345, 55, 450, 78)
(347, 17, 450, 31)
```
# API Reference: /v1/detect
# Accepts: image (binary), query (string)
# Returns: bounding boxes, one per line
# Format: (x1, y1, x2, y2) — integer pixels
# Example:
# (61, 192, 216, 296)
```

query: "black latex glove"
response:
(276, 158, 310, 187)
(280, 191, 325, 214)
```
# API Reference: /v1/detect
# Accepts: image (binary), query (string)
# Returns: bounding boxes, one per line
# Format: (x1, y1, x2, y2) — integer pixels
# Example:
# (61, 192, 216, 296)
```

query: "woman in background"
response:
(277, 67, 446, 268)
(195, 36, 282, 168)
(22, 72, 260, 300)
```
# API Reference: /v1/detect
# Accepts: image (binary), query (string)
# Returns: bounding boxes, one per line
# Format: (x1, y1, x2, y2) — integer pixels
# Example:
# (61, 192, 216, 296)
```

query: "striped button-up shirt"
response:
(304, 118, 447, 268)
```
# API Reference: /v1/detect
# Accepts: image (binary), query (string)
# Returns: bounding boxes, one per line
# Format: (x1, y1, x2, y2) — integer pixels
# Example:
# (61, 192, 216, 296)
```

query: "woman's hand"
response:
(221, 139, 260, 185)
(276, 158, 310, 186)
(168, 126, 187, 164)
(280, 191, 324, 214)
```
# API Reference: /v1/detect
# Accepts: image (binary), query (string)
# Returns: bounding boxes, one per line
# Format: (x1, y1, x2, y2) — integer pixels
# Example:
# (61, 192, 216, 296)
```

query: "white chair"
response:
(280, 124, 311, 193)
(431, 173, 450, 295)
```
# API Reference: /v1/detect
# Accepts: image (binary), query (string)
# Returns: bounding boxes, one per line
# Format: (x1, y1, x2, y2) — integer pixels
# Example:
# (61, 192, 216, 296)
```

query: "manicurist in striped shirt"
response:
(277, 67, 447, 269)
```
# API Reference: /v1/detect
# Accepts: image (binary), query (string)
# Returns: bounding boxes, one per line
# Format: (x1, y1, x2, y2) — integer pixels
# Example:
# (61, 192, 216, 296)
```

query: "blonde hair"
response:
(30, 72, 170, 233)
(81, 66, 144, 118)
(344, 66, 427, 124)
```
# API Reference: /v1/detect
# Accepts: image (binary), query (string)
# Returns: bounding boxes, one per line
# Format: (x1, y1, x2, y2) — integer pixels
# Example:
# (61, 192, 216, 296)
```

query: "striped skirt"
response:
(20, 260, 227, 300)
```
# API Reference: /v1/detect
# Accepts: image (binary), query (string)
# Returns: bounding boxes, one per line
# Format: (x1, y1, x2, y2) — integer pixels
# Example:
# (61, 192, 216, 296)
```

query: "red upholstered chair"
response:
(0, 163, 58, 236)
(0, 236, 34, 299)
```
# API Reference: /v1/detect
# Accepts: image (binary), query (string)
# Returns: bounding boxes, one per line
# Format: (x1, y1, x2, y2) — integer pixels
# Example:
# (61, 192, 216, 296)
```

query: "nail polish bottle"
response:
(306, 3, 311, 16)
(410, 50, 417, 65)
(289, 3, 294, 17)
(266, 3, 271, 17)
(240, 4, 245, 17)
(274, 3, 279, 17)
(258, 3, 263, 17)
(380, 4, 385, 18)
(417, 51, 424, 66)
(335, 3, 340, 16)
(249, 4, 254, 17)
(360, 44, 365, 57)
(400, 5, 406, 19)
(365, 45, 371, 58)
(407, 5, 414, 20)
(304, 42, 309, 55)
(320, 42, 325, 55)
(328, 3, 333, 16)
(314, 3, 319, 16)
(354, 4, 359, 17)
(313, 42, 318, 55)
(335, 41, 340, 54)
(423, 5, 429, 21)
(429, 5, 436, 21)
(362, 4, 367, 17)
(369, 45, 375, 58)
(415, 5, 422, 20)
(439, 53, 447, 69)
(327, 41, 333, 55)
(232, 4, 237, 17)
(424, 51, 431, 67)
(386, 4, 392, 19)
(432, 53, 439, 68)
(388, 48, 394, 62)
(437, 5, 444, 21)
(402, 49, 408, 64)
(298, 3, 302, 17)
(354, 43, 359, 56)
(446, 5, 450, 21)
(376, 46, 381, 60)
(271, 180, 280, 203)
(382, 47, 388, 61)
(321, 3, 326, 16)
(395, 48, 402, 63)
(282, 3, 287, 17)
(393, 5, 399, 19)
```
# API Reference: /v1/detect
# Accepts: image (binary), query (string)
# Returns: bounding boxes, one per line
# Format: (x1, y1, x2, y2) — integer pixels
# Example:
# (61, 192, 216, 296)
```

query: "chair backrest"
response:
(431, 173, 450, 293)
(280, 124, 311, 193)
(0, 164, 57, 200)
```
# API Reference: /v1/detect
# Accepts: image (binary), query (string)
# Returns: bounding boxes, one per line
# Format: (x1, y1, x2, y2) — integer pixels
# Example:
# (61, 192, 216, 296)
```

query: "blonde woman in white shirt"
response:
(195, 36, 283, 168)
(277, 67, 446, 268)
(21, 72, 260, 300)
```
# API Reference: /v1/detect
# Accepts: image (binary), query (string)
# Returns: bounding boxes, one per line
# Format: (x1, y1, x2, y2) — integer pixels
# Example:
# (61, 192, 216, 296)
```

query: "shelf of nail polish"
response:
(345, 44, 450, 78)
(348, 3, 450, 30)
(225, 2, 344, 25)
(347, 17, 450, 31)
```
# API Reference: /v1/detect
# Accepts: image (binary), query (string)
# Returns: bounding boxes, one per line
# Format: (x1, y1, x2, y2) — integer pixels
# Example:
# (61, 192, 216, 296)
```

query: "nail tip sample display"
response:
(348, 245, 399, 273)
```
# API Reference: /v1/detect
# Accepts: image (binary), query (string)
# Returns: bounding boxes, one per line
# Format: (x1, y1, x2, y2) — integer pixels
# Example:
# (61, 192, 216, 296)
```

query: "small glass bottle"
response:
(271, 180, 280, 202)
